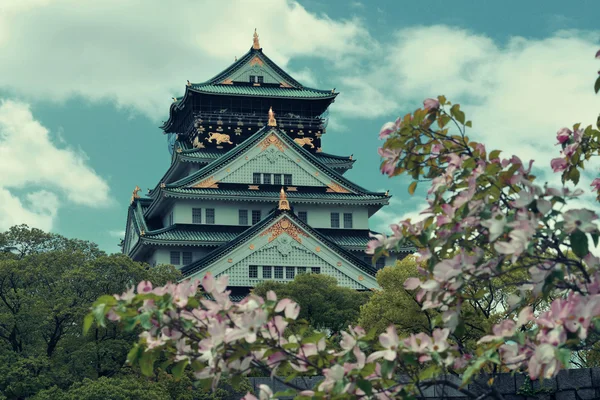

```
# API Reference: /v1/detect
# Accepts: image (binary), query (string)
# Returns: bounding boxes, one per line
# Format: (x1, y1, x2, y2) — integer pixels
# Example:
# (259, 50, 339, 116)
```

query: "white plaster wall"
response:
(170, 199, 369, 229)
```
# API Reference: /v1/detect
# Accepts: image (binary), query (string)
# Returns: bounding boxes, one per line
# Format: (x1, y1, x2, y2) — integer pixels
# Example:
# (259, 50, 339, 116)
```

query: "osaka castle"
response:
(122, 31, 411, 296)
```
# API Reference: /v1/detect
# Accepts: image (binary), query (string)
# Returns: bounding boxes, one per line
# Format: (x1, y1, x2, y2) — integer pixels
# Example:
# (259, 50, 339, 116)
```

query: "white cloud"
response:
(0, 0, 373, 119)
(108, 230, 126, 238)
(0, 99, 110, 231)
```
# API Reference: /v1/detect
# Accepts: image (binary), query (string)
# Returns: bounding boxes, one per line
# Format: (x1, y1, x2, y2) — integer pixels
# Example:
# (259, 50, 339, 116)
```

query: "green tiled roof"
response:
(180, 147, 353, 168)
(142, 224, 246, 245)
(164, 188, 387, 203)
(189, 83, 334, 99)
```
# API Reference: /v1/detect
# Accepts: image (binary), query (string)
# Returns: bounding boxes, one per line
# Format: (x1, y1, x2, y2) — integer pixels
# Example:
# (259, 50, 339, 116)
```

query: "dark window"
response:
(298, 211, 307, 223)
(249, 266, 258, 278)
(192, 208, 202, 224)
(286, 267, 295, 280)
(262, 266, 272, 279)
(252, 210, 261, 225)
(257, 76, 264, 84)
(182, 252, 192, 265)
(253, 173, 261, 184)
(297, 267, 307, 274)
(274, 266, 284, 279)
(170, 251, 180, 265)
(343, 213, 353, 229)
(239, 209, 248, 225)
(274, 174, 281, 185)
(284, 174, 292, 185)
(249, 75, 255, 83)
(311, 267, 321, 274)
(331, 213, 340, 228)
(263, 173, 271, 184)
(206, 208, 215, 224)
(376, 257, 386, 269)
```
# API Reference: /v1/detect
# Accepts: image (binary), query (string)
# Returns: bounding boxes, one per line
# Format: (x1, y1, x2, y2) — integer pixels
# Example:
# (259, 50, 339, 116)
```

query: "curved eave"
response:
(161, 87, 337, 131)
(140, 238, 223, 247)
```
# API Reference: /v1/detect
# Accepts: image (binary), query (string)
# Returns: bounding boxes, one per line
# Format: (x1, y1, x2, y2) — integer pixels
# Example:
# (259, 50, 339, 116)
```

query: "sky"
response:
(0, 0, 599, 253)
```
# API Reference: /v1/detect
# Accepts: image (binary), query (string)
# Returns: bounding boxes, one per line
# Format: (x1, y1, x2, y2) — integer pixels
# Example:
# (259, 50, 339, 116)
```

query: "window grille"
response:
(262, 266, 272, 279)
(253, 173, 261, 184)
(257, 76, 264, 84)
(311, 267, 321, 274)
(249, 75, 255, 83)
(263, 173, 271, 184)
(192, 208, 202, 224)
(273, 174, 281, 185)
(239, 209, 248, 225)
(343, 213, 353, 229)
(274, 266, 284, 279)
(286, 267, 295, 280)
(206, 209, 215, 224)
(252, 210, 261, 225)
(182, 252, 192, 265)
(170, 251, 180, 265)
(249, 266, 258, 278)
(330, 213, 340, 228)
(284, 174, 292, 185)
(298, 211, 307, 223)
(297, 267, 307, 274)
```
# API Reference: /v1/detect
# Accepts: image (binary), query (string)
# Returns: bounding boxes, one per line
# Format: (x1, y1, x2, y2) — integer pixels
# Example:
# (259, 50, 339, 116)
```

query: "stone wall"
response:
(249, 368, 600, 399)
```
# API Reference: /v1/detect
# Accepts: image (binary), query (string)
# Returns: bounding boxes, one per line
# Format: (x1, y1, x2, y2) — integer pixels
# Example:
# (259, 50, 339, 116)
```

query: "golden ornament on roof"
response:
(253, 28, 261, 49)
(278, 187, 291, 210)
(268, 107, 277, 126)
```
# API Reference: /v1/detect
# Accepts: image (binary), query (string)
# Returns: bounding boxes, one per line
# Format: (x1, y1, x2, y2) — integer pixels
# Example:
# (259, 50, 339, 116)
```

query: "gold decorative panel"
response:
(260, 217, 308, 244)
(259, 134, 286, 152)
(249, 244, 255, 250)
(326, 182, 351, 193)
(191, 176, 219, 189)
(228, 258, 233, 263)
(249, 185, 260, 190)
(249, 56, 264, 67)
(358, 275, 364, 281)
(337, 261, 342, 267)
(315, 246, 321, 252)
(287, 186, 297, 191)
(221, 79, 233, 85)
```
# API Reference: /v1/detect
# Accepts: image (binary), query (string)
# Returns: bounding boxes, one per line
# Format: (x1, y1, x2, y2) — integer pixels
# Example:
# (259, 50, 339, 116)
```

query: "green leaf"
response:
(408, 181, 417, 195)
(356, 379, 373, 396)
(571, 230, 589, 258)
(568, 168, 581, 185)
(172, 359, 188, 379)
(450, 104, 466, 125)
(419, 365, 441, 380)
(139, 350, 155, 376)
(489, 150, 502, 160)
(302, 333, 325, 344)
(274, 390, 297, 398)
(83, 313, 94, 335)
(93, 295, 117, 307)
(595, 76, 600, 94)
(127, 344, 142, 364)
(465, 120, 472, 128)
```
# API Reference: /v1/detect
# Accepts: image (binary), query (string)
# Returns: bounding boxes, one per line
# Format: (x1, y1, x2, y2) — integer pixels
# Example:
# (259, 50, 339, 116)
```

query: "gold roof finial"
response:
(130, 185, 141, 204)
(268, 106, 277, 126)
(253, 28, 261, 49)
(279, 187, 290, 210)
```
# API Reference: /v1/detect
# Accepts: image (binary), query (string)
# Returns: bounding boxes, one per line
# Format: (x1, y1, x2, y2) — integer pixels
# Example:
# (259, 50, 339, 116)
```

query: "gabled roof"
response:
(181, 208, 380, 278)
(161, 46, 337, 130)
(165, 126, 384, 197)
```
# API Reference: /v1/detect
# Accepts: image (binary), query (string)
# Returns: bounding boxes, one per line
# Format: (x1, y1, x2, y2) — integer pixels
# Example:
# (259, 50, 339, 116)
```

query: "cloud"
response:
(0, 0, 372, 120)
(0, 99, 110, 231)
(108, 230, 126, 238)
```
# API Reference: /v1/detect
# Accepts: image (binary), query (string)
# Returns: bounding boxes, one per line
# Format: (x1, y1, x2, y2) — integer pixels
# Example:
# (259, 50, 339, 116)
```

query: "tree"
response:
(89, 50, 600, 399)
(253, 273, 370, 334)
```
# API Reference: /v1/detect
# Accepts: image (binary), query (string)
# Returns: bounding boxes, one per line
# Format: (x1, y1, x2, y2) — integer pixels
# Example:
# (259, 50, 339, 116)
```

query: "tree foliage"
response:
(253, 273, 370, 334)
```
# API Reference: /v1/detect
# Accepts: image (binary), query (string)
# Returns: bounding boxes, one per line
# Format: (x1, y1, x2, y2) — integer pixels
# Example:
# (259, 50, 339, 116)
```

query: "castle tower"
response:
(122, 31, 411, 297)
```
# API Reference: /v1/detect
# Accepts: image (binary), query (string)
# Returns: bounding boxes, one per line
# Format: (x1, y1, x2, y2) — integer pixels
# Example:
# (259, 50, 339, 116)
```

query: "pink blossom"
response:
(563, 209, 598, 233)
(319, 364, 345, 393)
(528, 344, 560, 380)
(115, 286, 135, 302)
(563, 143, 579, 157)
(591, 178, 600, 191)
(404, 277, 421, 290)
(367, 326, 400, 362)
(137, 281, 153, 294)
(550, 157, 568, 173)
(202, 272, 228, 294)
(423, 98, 440, 111)
(481, 214, 506, 242)
(556, 127, 572, 144)
(275, 298, 300, 319)
(379, 118, 401, 139)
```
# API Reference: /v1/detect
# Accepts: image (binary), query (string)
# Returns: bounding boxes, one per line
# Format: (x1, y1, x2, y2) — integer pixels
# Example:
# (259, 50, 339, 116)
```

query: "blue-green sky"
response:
(0, 0, 598, 253)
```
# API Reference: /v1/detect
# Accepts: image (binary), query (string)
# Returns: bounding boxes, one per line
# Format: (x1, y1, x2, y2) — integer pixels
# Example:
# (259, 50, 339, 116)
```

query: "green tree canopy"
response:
(252, 273, 370, 334)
